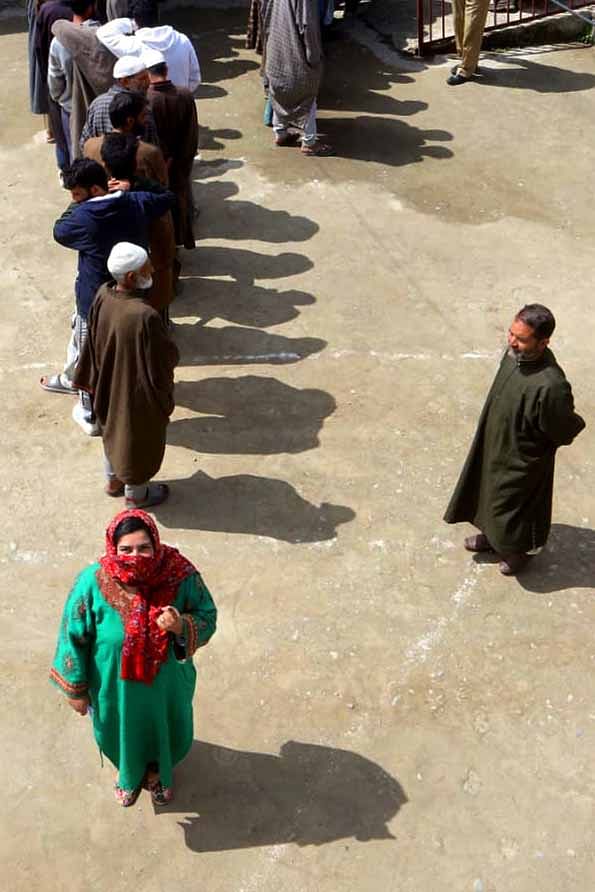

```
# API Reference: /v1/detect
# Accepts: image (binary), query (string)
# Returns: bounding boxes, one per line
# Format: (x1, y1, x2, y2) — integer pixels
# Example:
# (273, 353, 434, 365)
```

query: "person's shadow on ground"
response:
(173, 322, 326, 366)
(155, 471, 355, 542)
(198, 125, 243, 150)
(322, 115, 453, 166)
(479, 54, 595, 93)
(194, 180, 320, 243)
(175, 277, 316, 328)
(155, 740, 407, 852)
(171, 377, 336, 454)
(516, 524, 595, 593)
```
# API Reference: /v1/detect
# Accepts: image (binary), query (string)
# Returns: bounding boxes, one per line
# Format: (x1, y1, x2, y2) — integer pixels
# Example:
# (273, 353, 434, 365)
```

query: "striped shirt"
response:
(79, 85, 159, 153)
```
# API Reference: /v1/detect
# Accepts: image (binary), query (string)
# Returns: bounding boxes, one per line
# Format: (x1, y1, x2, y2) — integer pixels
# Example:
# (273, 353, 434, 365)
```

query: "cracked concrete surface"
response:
(1, 7, 595, 891)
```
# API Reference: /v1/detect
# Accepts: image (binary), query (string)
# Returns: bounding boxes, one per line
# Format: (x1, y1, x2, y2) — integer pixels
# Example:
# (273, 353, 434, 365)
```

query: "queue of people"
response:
(32, 1, 198, 508)
(28, 1, 215, 811)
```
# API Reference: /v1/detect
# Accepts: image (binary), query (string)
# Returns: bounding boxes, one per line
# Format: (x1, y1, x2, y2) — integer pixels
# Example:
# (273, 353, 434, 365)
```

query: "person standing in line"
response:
(146, 49, 198, 249)
(35, 0, 74, 166)
(40, 159, 175, 435)
(50, 14, 115, 156)
(83, 90, 168, 186)
(74, 242, 179, 507)
(447, 0, 490, 85)
(261, 0, 333, 156)
(48, 0, 100, 176)
(28, 0, 50, 123)
(96, 0, 201, 91)
(444, 305, 585, 575)
(50, 508, 217, 806)
(99, 131, 177, 315)
(79, 54, 159, 151)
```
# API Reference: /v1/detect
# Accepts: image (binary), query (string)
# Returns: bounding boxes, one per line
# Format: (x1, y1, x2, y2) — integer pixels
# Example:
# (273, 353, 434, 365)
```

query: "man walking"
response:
(444, 305, 585, 575)
(74, 242, 179, 508)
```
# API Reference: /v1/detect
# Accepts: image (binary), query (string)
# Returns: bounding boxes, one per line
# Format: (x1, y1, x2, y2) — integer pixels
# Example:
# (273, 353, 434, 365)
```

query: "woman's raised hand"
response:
(156, 606, 183, 636)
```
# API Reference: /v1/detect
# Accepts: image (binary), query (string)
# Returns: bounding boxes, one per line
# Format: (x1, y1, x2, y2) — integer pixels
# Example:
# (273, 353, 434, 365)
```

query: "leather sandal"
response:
(499, 553, 531, 576)
(104, 478, 125, 497)
(464, 534, 493, 553)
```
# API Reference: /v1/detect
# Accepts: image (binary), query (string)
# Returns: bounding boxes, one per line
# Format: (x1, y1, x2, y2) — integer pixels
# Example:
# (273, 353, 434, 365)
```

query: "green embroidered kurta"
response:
(50, 564, 217, 790)
(444, 348, 585, 554)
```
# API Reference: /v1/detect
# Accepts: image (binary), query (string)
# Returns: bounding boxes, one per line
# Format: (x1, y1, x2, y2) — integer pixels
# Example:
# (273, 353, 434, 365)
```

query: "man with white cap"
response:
(79, 53, 159, 152)
(74, 241, 179, 508)
(96, 0, 201, 92)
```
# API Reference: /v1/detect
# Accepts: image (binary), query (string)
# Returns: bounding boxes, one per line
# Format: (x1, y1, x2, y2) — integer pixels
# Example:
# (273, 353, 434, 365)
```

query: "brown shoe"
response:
(498, 553, 531, 576)
(105, 478, 125, 497)
(464, 534, 493, 553)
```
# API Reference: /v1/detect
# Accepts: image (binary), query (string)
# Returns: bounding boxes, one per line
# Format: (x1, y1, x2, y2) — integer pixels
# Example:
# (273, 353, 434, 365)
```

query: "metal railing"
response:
(416, 0, 593, 54)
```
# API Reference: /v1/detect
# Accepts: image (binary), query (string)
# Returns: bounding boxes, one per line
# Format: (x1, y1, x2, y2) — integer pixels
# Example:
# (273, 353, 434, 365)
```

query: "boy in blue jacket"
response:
(40, 158, 175, 434)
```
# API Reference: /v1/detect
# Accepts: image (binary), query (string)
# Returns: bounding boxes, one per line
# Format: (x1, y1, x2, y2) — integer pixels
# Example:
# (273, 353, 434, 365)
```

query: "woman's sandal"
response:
(113, 782, 142, 807)
(146, 776, 173, 805)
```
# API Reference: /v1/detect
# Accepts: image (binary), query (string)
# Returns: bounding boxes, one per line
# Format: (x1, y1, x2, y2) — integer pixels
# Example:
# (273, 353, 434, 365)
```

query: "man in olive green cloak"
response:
(444, 304, 585, 576)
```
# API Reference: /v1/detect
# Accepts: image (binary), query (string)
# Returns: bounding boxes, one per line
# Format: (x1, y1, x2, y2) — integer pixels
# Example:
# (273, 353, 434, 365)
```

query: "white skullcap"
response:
(142, 48, 166, 69)
(107, 242, 148, 279)
(113, 55, 146, 79)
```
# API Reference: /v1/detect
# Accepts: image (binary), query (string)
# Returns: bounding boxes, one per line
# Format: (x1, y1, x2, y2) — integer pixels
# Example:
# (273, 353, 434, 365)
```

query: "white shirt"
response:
(96, 17, 201, 92)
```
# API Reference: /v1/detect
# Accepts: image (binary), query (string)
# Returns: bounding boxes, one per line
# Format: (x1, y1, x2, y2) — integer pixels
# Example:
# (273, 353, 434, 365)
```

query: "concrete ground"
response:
(2, 7, 595, 891)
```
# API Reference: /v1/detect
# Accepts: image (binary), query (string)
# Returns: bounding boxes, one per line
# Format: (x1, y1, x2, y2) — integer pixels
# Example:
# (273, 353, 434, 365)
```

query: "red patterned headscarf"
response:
(100, 509, 197, 684)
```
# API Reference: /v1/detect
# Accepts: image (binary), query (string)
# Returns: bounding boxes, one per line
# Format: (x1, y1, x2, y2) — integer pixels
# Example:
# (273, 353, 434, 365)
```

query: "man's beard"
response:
(508, 344, 541, 361)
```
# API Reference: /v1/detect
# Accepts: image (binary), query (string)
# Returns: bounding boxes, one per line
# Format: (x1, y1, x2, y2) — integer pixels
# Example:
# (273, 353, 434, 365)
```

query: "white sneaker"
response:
(72, 402, 100, 436)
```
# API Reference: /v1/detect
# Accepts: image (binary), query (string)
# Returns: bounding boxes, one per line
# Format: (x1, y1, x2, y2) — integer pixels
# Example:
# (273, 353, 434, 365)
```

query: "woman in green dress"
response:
(50, 508, 217, 806)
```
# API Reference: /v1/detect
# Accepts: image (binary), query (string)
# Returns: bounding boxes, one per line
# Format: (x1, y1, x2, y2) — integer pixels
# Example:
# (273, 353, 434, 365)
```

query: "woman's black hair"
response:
(113, 516, 155, 547)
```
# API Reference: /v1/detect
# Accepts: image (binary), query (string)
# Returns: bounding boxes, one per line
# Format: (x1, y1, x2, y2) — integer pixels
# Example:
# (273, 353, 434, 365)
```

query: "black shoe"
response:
(447, 72, 472, 86)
